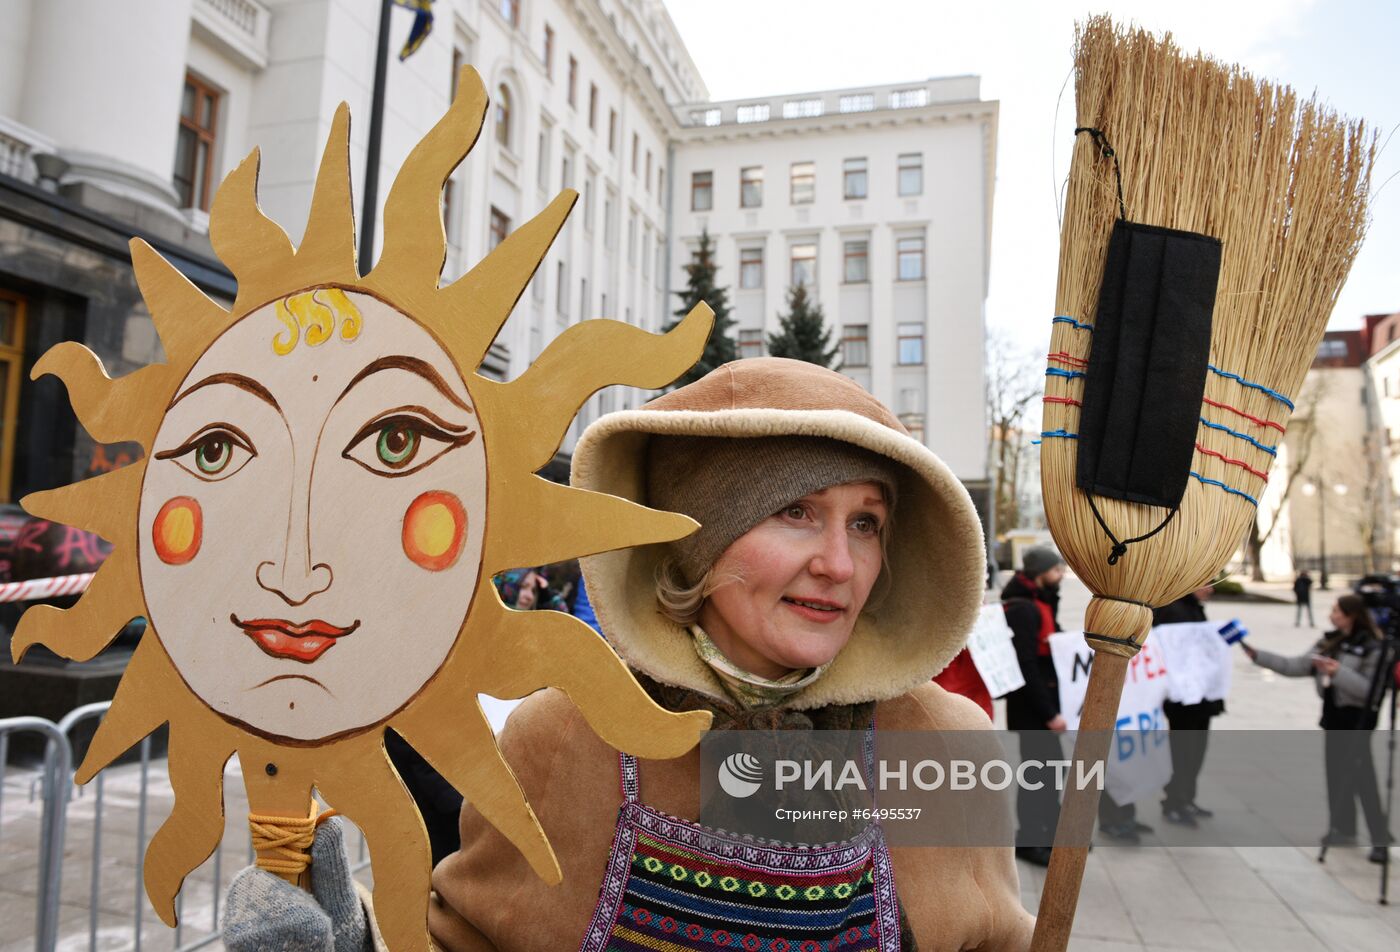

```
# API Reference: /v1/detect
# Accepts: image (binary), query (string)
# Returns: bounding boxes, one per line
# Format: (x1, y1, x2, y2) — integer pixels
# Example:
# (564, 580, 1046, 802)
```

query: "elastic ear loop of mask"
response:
(1071, 125, 1180, 565)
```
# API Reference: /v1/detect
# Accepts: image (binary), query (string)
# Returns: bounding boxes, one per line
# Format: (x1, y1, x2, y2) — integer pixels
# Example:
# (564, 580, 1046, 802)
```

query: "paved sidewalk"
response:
(1007, 574, 1400, 951)
(3, 574, 1397, 950)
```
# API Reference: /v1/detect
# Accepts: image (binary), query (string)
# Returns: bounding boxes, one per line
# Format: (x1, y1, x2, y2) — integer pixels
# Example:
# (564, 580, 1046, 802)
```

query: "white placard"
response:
(1049, 631, 1173, 805)
(1149, 621, 1232, 705)
(967, 604, 1026, 699)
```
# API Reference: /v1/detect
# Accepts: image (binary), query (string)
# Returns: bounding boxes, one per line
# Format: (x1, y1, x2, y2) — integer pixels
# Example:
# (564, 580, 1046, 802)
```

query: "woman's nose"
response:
(256, 559, 333, 607)
(809, 527, 856, 583)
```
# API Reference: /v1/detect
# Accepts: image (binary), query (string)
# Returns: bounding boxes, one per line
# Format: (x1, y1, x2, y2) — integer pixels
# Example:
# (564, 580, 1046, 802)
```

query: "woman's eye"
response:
(344, 412, 475, 477)
(784, 505, 807, 520)
(852, 515, 881, 535)
(157, 426, 256, 482)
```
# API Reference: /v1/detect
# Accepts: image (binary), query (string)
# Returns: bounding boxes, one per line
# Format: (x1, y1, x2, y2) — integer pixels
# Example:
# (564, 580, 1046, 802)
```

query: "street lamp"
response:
(1301, 480, 1349, 589)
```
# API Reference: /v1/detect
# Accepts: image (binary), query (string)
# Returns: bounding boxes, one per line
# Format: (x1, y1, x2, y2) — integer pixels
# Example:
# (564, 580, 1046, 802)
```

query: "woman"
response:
(1243, 593, 1392, 861)
(227, 358, 1033, 950)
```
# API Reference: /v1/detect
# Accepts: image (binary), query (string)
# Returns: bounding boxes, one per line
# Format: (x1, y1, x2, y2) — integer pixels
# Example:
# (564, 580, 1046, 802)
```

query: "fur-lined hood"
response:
(571, 358, 985, 710)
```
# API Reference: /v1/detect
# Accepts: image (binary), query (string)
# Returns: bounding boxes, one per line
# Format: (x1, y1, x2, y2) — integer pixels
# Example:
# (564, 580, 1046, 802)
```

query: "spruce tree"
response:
(767, 283, 840, 368)
(664, 228, 736, 388)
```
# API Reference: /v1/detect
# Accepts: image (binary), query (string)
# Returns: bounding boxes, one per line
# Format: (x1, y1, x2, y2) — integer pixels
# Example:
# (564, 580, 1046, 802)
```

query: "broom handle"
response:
(1029, 650, 1131, 952)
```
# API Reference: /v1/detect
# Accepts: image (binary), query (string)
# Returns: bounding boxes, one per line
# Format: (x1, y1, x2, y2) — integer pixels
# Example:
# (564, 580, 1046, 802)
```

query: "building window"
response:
(783, 98, 823, 119)
(658, 166, 664, 200)
(443, 178, 458, 245)
(584, 174, 596, 230)
(736, 103, 770, 123)
(790, 161, 815, 204)
(739, 329, 765, 358)
(740, 247, 764, 289)
(1316, 338, 1349, 359)
(601, 292, 608, 317)
(843, 240, 868, 283)
(567, 56, 578, 107)
(561, 146, 574, 189)
(691, 108, 721, 126)
(608, 110, 618, 153)
(589, 84, 598, 130)
(890, 87, 929, 109)
(495, 85, 513, 148)
(499, 0, 519, 28)
(631, 133, 639, 173)
(843, 157, 868, 200)
(842, 324, 869, 368)
(451, 46, 464, 95)
(790, 243, 816, 288)
(537, 120, 551, 189)
(897, 322, 924, 365)
(897, 236, 925, 280)
(642, 224, 652, 279)
(740, 166, 763, 208)
(691, 171, 713, 211)
(645, 151, 652, 191)
(542, 24, 555, 78)
(627, 213, 637, 265)
(489, 207, 511, 249)
(580, 277, 589, 319)
(604, 191, 617, 247)
(839, 93, 874, 113)
(898, 153, 923, 196)
(174, 72, 221, 211)
(0, 289, 28, 501)
(556, 261, 568, 315)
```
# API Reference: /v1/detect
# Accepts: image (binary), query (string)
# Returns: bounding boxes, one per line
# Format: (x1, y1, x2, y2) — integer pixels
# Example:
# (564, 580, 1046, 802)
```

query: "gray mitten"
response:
(223, 816, 368, 952)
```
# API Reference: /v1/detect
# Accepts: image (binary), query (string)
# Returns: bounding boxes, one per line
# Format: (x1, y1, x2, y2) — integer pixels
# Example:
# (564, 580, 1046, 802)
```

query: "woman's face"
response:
(698, 481, 887, 680)
(1330, 601, 1349, 631)
(138, 289, 487, 741)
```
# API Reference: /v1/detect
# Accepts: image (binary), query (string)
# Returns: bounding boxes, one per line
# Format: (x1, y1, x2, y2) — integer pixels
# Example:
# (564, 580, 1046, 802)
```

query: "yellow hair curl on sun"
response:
(273, 287, 362, 355)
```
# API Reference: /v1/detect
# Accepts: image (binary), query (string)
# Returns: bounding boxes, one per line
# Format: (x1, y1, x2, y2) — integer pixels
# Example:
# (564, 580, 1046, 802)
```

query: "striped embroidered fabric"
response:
(601, 828, 886, 951)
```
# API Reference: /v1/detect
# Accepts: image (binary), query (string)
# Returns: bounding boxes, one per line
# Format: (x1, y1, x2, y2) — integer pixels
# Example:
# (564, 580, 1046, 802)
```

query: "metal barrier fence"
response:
(1, 705, 369, 952)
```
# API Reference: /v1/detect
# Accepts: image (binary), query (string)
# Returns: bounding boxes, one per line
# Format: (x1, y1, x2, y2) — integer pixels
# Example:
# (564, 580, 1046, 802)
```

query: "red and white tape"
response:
(0, 573, 94, 604)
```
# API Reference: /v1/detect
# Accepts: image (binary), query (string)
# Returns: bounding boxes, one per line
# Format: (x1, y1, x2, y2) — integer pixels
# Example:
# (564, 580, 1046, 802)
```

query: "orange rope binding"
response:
(249, 800, 337, 876)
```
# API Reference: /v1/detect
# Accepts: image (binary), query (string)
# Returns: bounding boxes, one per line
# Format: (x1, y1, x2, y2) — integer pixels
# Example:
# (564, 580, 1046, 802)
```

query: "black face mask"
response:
(1040, 581, 1061, 596)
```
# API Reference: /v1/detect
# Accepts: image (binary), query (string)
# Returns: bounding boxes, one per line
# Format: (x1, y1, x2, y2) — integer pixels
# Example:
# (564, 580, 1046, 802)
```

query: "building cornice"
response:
(672, 100, 997, 144)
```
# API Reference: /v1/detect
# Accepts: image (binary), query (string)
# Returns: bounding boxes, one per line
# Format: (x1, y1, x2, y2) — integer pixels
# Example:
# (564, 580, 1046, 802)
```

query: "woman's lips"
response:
(231, 614, 361, 663)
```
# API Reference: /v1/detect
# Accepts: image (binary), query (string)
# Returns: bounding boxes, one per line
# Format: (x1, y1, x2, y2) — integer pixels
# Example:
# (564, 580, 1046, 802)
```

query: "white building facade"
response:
(0, 0, 994, 494)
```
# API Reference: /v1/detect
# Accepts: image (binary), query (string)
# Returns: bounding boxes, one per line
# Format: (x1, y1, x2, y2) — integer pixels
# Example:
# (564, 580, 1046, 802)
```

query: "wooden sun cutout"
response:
(10, 67, 713, 950)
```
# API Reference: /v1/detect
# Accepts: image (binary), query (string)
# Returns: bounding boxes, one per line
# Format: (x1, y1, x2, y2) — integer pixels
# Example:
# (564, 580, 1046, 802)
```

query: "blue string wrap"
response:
(1046, 368, 1086, 380)
(1199, 418, 1278, 457)
(1032, 430, 1079, 445)
(1191, 471, 1259, 507)
(1052, 315, 1094, 331)
(1207, 365, 1295, 411)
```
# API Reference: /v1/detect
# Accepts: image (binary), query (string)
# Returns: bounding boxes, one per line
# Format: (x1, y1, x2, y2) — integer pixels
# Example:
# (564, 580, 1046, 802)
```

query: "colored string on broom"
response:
(1034, 429, 1259, 506)
(1207, 365, 1295, 410)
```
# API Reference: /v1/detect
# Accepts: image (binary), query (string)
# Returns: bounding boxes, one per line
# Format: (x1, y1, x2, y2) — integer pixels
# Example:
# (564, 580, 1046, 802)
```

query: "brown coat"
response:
(427, 683, 1035, 951)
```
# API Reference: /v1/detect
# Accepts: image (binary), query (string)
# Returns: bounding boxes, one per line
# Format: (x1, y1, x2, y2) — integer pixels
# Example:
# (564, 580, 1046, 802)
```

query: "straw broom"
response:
(1034, 16, 1373, 950)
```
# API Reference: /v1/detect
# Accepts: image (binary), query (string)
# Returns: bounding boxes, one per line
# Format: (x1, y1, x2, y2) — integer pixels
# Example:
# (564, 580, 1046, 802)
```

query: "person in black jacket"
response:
(1294, 570, 1315, 627)
(1004, 545, 1067, 866)
(1155, 585, 1223, 827)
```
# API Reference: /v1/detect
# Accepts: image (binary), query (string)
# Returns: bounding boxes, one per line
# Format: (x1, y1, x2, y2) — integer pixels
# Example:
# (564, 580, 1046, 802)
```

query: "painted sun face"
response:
(137, 288, 487, 740)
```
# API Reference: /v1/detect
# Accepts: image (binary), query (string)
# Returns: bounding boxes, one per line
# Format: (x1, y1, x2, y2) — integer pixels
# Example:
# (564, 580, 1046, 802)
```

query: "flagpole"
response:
(359, 0, 395, 276)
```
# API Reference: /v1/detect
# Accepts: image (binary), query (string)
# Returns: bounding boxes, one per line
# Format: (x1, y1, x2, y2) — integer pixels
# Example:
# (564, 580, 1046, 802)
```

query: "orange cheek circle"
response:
(402, 491, 467, 571)
(152, 496, 203, 565)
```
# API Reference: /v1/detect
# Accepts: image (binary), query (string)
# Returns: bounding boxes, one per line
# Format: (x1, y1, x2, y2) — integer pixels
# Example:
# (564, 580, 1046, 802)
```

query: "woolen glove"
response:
(223, 816, 369, 952)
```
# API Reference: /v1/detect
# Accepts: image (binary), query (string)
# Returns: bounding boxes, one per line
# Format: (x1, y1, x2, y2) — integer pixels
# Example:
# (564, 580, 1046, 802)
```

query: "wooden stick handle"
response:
(1030, 595, 1150, 952)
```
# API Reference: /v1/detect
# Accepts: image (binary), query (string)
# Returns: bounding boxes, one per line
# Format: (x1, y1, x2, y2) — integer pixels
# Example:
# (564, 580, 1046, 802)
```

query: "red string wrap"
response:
(1195, 442, 1270, 481)
(1043, 396, 1083, 407)
(1201, 397, 1286, 434)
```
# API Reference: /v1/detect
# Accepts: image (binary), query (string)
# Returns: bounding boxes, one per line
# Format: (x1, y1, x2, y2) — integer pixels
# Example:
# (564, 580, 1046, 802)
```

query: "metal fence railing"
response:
(1, 704, 370, 952)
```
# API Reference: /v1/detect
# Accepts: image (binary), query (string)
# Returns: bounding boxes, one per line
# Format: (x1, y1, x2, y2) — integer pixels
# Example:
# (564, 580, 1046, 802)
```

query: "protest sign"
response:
(967, 604, 1026, 698)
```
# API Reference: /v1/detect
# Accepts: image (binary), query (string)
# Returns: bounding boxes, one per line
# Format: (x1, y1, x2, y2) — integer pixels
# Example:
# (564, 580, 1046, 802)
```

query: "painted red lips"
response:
(232, 615, 361, 663)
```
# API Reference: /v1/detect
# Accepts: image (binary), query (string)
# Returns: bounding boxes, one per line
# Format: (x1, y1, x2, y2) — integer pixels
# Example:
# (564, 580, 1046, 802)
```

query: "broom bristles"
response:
(1043, 16, 1374, 620)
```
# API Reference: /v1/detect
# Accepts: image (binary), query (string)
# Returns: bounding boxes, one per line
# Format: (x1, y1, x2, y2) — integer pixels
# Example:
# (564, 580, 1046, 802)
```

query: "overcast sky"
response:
(664, 0, 1399, 353)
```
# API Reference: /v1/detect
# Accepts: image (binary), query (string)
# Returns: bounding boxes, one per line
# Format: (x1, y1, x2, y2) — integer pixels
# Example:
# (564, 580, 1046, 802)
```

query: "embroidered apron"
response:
(579, 738, 901, 952)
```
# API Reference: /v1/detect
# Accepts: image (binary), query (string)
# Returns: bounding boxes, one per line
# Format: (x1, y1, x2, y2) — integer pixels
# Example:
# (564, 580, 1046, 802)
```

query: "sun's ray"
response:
(390, 686, 561, 884)
(291, 103, 358, 285)
(370, 66, 488, 300)
(75, 638, 171, 783)
(130, 239, 235, 368)
(209, 147, 296, 314)
(317, 738, 434, 952)
(29, 344, 169, 446)
(436, 190, 577, 362)
(10, 552, 143, 663)
(484, 477, 696, 571)
(144, 720, 234, 926)
(480, 303, 715, 473)
(475, 607, 711, 760)
(20, 461, 145, 543)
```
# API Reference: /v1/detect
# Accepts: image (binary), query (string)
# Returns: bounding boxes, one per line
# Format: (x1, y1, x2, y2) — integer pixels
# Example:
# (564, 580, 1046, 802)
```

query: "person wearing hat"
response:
(222, 358, 1034, 951)
(424, 358, 1034, 950)
(1001, 545, 1069, 866)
